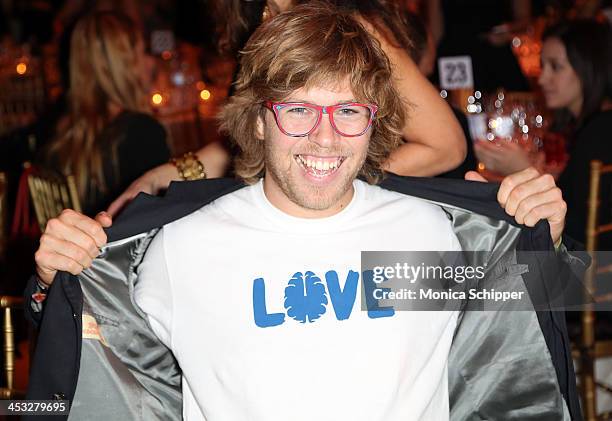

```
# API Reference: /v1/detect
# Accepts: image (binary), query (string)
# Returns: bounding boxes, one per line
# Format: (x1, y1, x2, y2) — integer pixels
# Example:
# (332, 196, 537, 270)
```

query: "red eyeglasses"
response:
(265, 101, 378, 137)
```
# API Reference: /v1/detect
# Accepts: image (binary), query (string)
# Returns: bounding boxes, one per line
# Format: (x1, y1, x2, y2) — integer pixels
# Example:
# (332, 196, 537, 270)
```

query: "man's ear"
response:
(255, 114, 265, 141)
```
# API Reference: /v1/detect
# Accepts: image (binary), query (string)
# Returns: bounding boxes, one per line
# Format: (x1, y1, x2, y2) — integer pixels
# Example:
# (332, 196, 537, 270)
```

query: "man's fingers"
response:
(35, 249, 86, 277)
(44, 218, 100, 258)
(34, 248, 58, 285)
(36, 209, 108, 285)
(497, 167, 541, 206)
(523, 201, 567, 228)
(504, 173, 556, 216)
(464, 171, 487, 182)
(56, 209, 107, 248)
(513, 187, 563, 224)
(499, 169, 566, 245)
(39, 234, 94, 269)
(95, 211, 113, 228)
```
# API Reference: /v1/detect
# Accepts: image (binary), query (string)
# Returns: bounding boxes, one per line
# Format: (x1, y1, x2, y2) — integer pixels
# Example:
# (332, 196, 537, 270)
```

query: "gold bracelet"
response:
(170, 152, 207, 181)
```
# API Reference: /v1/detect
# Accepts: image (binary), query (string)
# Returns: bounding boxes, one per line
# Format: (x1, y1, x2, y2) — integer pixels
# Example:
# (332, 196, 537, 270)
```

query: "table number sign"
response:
(438, 56, 474, 90)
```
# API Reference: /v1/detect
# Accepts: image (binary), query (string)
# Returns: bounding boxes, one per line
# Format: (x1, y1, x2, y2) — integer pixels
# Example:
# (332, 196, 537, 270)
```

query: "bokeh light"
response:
(200, 89, 211, 101)
(151, 93, 163, 106)
(16, 62, 27, 75)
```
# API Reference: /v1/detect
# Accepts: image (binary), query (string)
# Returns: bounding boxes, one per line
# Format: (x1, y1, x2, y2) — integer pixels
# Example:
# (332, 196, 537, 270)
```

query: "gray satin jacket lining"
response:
(69, 202, 570, 421)
(70, 230, 183, 421)
(441, 205, 570, 420)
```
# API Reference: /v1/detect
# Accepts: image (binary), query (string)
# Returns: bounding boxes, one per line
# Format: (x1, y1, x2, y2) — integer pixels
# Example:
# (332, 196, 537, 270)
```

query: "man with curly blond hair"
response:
(27, 2, 582, 421)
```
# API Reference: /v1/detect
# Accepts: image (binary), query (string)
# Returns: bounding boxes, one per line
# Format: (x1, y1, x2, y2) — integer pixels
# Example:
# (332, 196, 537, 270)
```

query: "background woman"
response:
(540, 20, 612, 246)
(467, 19, 611, 247)
(106, 0, 468, 215)
(42, 11, 170, 216)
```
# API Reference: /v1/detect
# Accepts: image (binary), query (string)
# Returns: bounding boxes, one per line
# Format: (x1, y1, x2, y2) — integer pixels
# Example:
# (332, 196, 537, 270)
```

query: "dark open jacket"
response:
(24, 175, 588, 420)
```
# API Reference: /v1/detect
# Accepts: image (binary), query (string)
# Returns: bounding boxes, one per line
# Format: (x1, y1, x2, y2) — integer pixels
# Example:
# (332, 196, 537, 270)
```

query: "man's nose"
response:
(308, 113, 340, 147)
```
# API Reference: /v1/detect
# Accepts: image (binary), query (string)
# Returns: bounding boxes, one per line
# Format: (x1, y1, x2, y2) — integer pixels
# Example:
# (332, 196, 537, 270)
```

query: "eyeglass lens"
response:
(277, 104, 372, 136)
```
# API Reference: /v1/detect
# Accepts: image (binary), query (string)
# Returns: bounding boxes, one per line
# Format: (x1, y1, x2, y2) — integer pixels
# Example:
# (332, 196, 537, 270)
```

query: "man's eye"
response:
(336, 106, 368, 118)
(286, 107, 309, 114)
(338, 108, 358, 115)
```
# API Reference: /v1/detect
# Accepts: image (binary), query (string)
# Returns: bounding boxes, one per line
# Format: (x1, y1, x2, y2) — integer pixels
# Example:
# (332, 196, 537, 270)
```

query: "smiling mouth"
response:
(294, 154, 345, 178)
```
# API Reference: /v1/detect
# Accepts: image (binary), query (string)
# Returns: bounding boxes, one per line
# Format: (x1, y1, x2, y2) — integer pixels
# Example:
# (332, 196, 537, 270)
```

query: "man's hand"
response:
(34, 210, 112, 286)
(465, 167, 566, 245)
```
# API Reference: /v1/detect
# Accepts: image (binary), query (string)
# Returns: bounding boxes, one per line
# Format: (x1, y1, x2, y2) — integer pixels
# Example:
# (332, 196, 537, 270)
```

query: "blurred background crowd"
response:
(0, 0, 611, 415)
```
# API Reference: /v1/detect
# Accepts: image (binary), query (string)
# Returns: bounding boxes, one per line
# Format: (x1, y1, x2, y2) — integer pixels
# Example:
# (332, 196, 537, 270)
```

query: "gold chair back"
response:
(0, 172, 7, 257)
(580, 160, 612, 420)
(0, 295, 25, 399)
(27, 167, 81, 232)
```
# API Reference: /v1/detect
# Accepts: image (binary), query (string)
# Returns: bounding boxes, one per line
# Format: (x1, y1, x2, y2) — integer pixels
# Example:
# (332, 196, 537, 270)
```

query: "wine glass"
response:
(467, 90, 547, 177)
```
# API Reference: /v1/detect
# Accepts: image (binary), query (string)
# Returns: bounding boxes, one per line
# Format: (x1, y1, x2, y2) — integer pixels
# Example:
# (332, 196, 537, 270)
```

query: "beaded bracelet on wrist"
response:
(170, 152, 207, 181)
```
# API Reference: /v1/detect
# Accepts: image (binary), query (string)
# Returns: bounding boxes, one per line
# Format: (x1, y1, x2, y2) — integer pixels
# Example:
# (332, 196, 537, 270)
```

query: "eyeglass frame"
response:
(264, 101, 379, 138)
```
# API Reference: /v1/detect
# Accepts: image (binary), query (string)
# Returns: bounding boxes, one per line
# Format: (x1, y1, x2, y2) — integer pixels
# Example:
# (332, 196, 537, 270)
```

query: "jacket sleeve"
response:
(515, 226, 587, 421)
(556, 235, 592, 309)
(548, 234, 590, 421)
(25, 272, 83, 420)
(23, 272, 66, 329)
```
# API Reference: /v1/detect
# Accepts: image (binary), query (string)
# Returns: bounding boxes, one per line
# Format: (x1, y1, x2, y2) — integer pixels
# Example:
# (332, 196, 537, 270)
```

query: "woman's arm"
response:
(194, 140, 232, 178)
(107, 140, 230, 216)
(362, 19, 467, 176)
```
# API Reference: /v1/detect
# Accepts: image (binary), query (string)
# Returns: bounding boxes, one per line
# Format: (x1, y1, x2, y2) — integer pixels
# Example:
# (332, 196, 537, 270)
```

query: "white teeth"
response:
(296, 155, 343, 173)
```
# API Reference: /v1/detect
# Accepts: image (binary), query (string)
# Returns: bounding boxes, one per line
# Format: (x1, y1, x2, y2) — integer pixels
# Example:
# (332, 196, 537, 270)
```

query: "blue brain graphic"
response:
(284, 271, 328, 323)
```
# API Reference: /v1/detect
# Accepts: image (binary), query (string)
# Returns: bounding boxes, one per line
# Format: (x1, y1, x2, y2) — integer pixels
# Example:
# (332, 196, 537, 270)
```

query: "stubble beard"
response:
(264, 145, 366, 212)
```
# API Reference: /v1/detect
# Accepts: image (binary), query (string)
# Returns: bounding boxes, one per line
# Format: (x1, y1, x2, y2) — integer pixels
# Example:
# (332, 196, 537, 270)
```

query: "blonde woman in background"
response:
(43, 11, 170, 216)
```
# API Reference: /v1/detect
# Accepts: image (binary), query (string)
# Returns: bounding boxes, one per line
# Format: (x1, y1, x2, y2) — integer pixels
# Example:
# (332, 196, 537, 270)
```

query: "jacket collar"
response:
(106, 178, 246, 242)
(106, 174, 528, 243)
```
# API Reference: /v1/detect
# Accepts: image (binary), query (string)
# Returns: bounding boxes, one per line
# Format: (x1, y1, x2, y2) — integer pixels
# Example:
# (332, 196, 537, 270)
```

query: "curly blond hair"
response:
(219, 1, 406, 185)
